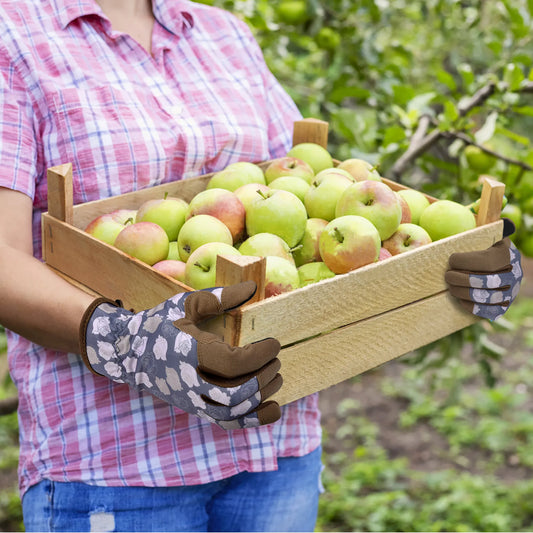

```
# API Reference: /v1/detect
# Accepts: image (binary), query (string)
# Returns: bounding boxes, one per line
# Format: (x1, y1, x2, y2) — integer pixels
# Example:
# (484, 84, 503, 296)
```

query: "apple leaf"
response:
(474, 112, 498, 145)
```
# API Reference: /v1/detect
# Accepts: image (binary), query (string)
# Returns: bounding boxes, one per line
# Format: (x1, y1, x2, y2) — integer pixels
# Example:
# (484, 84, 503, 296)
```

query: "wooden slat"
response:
(42, 214, 191, 311)
(292, 118, 329, 148)
(477, 175, 506, 226)
(225, 220, 503, 347)
(271, 291, 478, 405)
(47, 164, 73, 224)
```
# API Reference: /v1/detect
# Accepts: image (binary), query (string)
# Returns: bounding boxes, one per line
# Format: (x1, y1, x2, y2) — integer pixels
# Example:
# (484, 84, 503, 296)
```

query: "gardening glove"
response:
(445, 219, 523, 321)
(79, 281, 283, 430)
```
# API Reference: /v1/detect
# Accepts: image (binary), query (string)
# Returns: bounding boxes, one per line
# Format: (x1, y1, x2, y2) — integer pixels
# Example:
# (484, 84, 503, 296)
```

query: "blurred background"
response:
(1, 0, 532, 530)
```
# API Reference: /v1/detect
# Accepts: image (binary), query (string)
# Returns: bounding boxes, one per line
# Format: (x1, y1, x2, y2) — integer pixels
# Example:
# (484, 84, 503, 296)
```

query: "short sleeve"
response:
(0, 53, 39, 200)
(235, 19, 303, 158)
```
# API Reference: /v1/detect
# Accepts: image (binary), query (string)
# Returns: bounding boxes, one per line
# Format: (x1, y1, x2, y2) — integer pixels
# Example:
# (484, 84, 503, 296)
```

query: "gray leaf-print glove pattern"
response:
(79, 281, 282, 430)
(445, 220, 523, 321)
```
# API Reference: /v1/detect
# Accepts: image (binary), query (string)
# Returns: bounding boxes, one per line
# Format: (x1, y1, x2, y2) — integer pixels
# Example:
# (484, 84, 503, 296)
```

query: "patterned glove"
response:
(445, 219, 523, 321)
(79, 281, 283, 430)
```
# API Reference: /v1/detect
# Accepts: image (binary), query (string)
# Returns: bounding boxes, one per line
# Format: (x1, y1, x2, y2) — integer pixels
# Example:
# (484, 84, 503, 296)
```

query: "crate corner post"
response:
(292, 118, 329, 149)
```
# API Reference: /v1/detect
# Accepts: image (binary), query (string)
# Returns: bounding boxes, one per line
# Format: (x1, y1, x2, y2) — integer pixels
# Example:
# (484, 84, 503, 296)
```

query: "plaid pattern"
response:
(0, 0, 321, 498)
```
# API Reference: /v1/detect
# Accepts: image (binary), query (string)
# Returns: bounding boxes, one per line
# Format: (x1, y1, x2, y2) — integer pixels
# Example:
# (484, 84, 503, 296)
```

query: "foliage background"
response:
(1, 0, 533, 530)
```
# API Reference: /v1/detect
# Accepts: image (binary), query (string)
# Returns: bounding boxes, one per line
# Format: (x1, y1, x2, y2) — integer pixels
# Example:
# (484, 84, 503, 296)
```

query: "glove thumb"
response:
(184, 280, 257, 323)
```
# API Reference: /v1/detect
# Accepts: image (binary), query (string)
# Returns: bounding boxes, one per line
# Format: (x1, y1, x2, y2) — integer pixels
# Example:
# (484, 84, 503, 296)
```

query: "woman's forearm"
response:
(0, 243, 95, 353)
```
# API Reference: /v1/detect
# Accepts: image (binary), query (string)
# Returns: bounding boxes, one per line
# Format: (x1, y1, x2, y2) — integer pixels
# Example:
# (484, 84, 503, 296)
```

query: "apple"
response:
(304, 171, 354, 221)
(501, 203, 522, 234)
(136, 195, 188, 241)
(287, 143, 334, 174)
(276, 0, 309, 24)
(238, 233, 295, 264)
(109, 208, 137, 225)
(464, 144, 496, 173)
(185, 242, 241, 290)
(379, 247, 393, 261)
(268, 176, 310, 203)
(292, 218, 328, 267)
(382, 223, 432, 256)
(167, 240, 180, 260)
(318, 215, 381, 274)
(114, 221, 169, 265)
(233, 183, 271, 212)
(264, 157, 315, 185)
(396, 192, 412, 223)
(298, 262, 336, 287)
(186, 188, 246, 243)
(335, 180, 402, 240)
(152, 259, 187, 282)
(336, 158, 381, 182)
(85, 213, 127, 246)
(264, 256, 300, 298)
(177, 214, 233, 262)
(396, 189, 430, 225)
(207, 161, 266, 191)
(419, 199, 476, 241)
(245, 189, 307, 248)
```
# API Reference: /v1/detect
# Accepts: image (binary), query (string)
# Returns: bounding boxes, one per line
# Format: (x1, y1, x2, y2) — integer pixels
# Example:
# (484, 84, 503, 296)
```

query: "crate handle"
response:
(292, 118, 329, 149)
(215, 254, 266, 304)
(476, 175, 505, 227)
(47, 163, 74, 224)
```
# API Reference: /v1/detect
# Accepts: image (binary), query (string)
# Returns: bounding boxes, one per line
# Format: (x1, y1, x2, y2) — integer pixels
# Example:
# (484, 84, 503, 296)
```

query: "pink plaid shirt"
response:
(0, 0, 321, 498)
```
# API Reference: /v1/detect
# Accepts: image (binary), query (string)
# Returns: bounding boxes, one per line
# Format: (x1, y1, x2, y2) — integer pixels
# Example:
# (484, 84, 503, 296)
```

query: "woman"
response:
(0, 0, 522, 531)
(0, 1, 322, 530)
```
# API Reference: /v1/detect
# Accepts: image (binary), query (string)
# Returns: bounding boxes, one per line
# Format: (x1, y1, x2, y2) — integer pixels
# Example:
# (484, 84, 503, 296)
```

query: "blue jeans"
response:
(22, 446, 323, 532)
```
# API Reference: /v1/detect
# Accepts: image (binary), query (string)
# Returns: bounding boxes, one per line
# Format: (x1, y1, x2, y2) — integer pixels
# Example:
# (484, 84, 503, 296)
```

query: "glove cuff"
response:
(79, 297, 120, 376)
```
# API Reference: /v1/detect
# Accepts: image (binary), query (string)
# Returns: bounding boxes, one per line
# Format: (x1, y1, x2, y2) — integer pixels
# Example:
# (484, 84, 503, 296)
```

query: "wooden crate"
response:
(42, 119, 505, 406)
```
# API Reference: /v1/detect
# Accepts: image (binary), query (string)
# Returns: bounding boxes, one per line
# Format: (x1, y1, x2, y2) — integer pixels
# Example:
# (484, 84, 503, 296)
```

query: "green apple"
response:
(152, 259, 187, 282)
(396, 192, 412, 223)
(268, 176, 310, 203)
(501, 203, 522, 233)
(207, 161, 266, 191)
(186, 188, 246, 243)
(238, 232, 295, 264)
(167, 240, 180, 260)
(85, 213, 127, 246)
(335, 180, 402, 240)
(287, 143, 334, 174)
(319, 215, 381, 274)
(382, 223, 432, 256)
(419, 199, 476, 241)
(136, 195, 188, 241)
(276, 0, 309, 24)
(464, 144, 496, 173)
(233, 183, 271, 212)
(336, 158, 381, 182)
(245, 189, 307, 248)
(397, 189, 430, 225)
(177, 214, 233, 262)
(304, 171, 353, 221)
(264, 156, 315, 185)
(114, 221, 169, 265)
(264, 256, 300, 298)
(109, 208, 137, 225)
(185, 242, 241, 290)
(315, 27, 341, 51)
(298, 262, 336, 287)
(293, 218, 328, 267)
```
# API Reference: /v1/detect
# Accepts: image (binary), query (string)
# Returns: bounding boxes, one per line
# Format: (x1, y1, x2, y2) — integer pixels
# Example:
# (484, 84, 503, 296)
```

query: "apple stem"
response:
(256, 189, 271, 200)
(164, 192, 169, 200)
(124, 217, 134, 226)
(194, 262, 211, 272)
(333, 227, 344, 243)
(290, 244, 303, 253)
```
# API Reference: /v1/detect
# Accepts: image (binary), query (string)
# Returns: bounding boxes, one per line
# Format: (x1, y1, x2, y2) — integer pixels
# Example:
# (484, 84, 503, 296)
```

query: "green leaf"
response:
(436, 69, 456, 91)
(407, 92, 437, 114)
(495, 126, 531, 146)
(474, 112, 498, 144)
(443, 100, 459, 122)
(382, 125, 406, 146)
(458, 64, 475, 88)
(504, 63, 525, 91)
